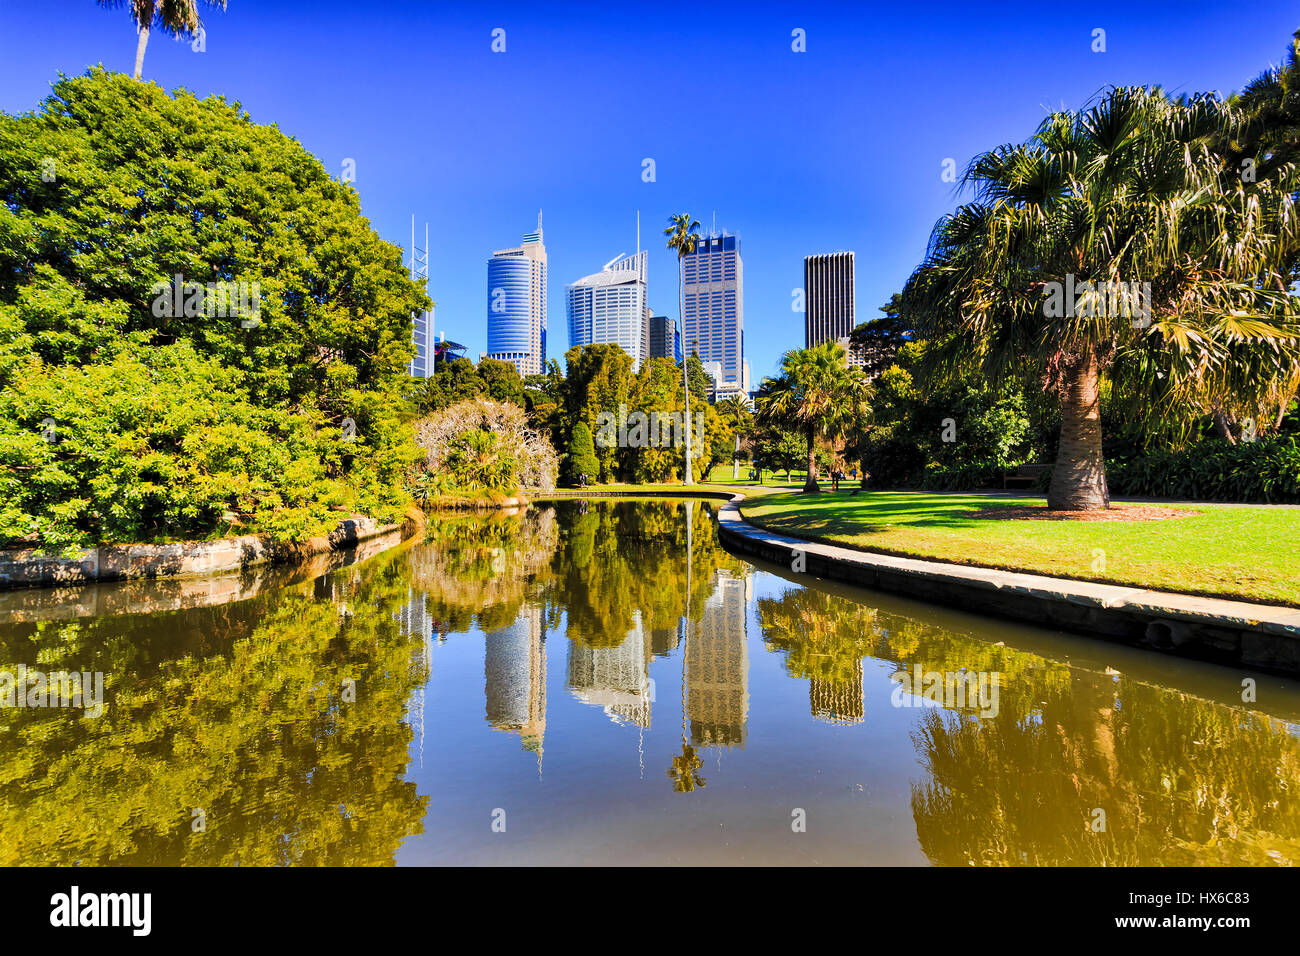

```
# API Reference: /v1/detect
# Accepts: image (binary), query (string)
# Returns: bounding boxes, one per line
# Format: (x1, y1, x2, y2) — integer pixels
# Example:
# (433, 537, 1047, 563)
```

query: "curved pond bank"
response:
(710, 493, 1300, 677)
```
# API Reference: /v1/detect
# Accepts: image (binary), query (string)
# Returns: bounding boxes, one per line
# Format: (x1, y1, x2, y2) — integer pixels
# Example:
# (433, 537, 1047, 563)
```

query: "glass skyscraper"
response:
(682, 233, 746, 393)
(486, 216, 547, 377)
(566, 250, 648, 370)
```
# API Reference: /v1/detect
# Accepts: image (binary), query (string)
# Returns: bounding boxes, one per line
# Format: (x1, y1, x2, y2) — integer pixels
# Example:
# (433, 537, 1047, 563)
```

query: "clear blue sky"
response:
(2, 1, 1296, 381)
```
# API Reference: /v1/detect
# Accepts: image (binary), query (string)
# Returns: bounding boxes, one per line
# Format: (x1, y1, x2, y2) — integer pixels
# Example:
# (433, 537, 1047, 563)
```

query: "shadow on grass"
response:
(748, 491, 1026, 535)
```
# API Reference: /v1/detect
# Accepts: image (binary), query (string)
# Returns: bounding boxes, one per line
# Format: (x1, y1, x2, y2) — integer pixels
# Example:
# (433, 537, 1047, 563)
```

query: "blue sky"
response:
(2, 1, 1297, 380)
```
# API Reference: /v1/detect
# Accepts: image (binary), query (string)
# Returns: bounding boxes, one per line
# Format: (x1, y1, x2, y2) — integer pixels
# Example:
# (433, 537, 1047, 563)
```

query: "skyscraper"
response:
(648, 315, 681, 363)
(566, 251, 649, 370)
(486, 214, 547, 377)
(804, 251, 863, 367)
(686, 571, 750, 749)
(682, 232, 744, 392)
(409, 217, 435, 378)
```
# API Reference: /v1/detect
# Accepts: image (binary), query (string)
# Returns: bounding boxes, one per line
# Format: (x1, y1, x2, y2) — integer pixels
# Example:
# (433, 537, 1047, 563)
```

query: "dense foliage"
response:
(412, 399, 558, 499)
(0, 70, 428, 547)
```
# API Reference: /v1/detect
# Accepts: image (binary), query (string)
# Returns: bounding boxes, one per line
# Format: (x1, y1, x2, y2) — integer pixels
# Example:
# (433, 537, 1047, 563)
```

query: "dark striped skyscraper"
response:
(803, 251, 862, 367)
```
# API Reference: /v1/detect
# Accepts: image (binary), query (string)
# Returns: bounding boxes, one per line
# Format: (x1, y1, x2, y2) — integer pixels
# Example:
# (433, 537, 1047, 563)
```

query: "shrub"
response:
(563, 422, 599, 487)
(413, 399, 557, 495)
(1107, 437, 1300, 503)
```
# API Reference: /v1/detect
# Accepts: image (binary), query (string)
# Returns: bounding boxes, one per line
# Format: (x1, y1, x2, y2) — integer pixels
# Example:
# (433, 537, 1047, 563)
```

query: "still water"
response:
(2, 499, 1299, 865)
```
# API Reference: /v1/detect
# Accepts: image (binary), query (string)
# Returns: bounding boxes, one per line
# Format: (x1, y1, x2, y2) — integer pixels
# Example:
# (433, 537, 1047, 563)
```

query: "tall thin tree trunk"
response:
(680, 257, 692, 485)
(133, 22, 152, 80)
(1048, 346, 1109, 510)
(803, 428, 820, 494)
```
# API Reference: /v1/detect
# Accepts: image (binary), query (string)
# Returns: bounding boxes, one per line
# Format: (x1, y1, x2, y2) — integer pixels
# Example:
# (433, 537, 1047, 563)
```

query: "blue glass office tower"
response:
(486, 216, 547, 376)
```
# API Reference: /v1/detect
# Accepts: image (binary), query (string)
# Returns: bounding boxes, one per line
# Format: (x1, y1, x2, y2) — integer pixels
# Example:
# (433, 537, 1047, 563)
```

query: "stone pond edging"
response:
(708, 492, 1300, 677)
(0, 511, 421, 591)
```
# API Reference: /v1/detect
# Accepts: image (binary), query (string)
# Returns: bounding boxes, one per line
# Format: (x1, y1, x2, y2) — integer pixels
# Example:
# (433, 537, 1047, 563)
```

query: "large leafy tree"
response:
(755, 340, 871, 493)
(97, 0, 228, 80)
(0, 69, 428, 545)
(904, 85, 1300, 510)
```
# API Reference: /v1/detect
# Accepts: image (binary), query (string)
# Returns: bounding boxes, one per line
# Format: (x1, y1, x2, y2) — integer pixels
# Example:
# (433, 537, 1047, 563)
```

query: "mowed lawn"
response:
(739, 491, 1300, 607)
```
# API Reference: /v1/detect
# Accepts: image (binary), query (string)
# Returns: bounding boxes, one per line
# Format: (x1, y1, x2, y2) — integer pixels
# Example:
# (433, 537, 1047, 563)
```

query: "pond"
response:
(2, 498, 1299, 865)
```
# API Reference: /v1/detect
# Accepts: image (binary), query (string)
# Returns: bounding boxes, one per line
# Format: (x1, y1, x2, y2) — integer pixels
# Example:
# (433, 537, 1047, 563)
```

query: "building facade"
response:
(682, 233, 744, 389)
(566, 251, 649, 370)
(647, 314, 681, 363)
(486, 216, 548, 377)
(410, 302, 436, 378)
(803, 251, 863, 367)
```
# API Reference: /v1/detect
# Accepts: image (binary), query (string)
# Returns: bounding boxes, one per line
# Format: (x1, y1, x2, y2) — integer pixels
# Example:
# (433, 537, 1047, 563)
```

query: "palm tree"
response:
(665, 214, 701, 484)
(904, 86, 1300, 510)
(97, 0, 228, 81)
(755, 340, 871, 493)
(715, 394, 752, 479)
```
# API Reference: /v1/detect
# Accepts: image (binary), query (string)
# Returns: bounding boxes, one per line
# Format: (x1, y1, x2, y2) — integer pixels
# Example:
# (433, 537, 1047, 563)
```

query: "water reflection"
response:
(1, 498, 1299, 865)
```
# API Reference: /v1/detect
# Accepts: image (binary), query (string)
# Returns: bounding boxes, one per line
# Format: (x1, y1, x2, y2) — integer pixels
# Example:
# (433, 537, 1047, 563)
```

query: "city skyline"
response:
(6, 5, 1289, 384)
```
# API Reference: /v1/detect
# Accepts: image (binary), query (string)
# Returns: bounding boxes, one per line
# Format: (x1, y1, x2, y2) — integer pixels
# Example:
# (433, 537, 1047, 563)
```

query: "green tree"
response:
(755, 340, 871, 492)
(563, 422, 599, 487)
(562, 344, 633, 481)
(0, 69, 427, 546)
(903, 86, 1300, 510)
(476, 357, 525, 406)
(849, 293, 913, 378)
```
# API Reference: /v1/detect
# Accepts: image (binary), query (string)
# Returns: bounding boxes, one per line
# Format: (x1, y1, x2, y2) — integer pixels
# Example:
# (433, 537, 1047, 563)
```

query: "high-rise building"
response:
(567, 611, 653, 728)
(485, 605, 548, 760)
(686, 571, 750, 749)
(409, 217, 435, 378)
(566, 251, 649, 370)
(804, 251, 863, 367)
(647, 315, 681, 363)
(486, 214, 547, 377)
(682, 233, 743, 390)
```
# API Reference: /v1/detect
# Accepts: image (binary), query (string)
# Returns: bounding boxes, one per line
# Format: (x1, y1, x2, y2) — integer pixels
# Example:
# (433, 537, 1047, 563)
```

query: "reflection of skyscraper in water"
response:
(686, 571, 750, 748)
(809, 659, 865, 725)
(484, 605, 547, 764)
(567, 611, 652, 728)
(396, 587, 434, 766)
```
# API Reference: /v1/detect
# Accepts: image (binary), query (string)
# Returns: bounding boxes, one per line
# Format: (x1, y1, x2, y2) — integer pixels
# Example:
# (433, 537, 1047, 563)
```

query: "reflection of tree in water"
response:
(908, 670, 1300, 866)
(668, 742, 706, 793)
(409, 508, 559, 636)
(550, 500, 744, 651)
(756, 583, 1300, 865)
(757, 587, 877, 724)
(0, 549, 429, 865)
(876, 615, 1300, 865)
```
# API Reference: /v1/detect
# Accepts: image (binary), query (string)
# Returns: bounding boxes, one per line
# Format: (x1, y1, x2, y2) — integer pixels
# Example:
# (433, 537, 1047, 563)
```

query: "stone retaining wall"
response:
(0, 514, 412, 591)
(713, 494, 1300, 677)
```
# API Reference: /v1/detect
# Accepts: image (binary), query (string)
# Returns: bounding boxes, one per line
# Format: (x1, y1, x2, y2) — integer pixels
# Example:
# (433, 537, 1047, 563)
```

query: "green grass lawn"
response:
(739, 490, 1300, 607)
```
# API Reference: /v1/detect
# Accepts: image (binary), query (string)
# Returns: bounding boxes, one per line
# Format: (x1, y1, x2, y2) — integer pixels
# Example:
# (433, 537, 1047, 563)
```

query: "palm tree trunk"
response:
(680, 258, 693, 485)
(1048, 346, 1109, 510)
(803, 429, 820, 493)
(133, 20, 152, 80)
